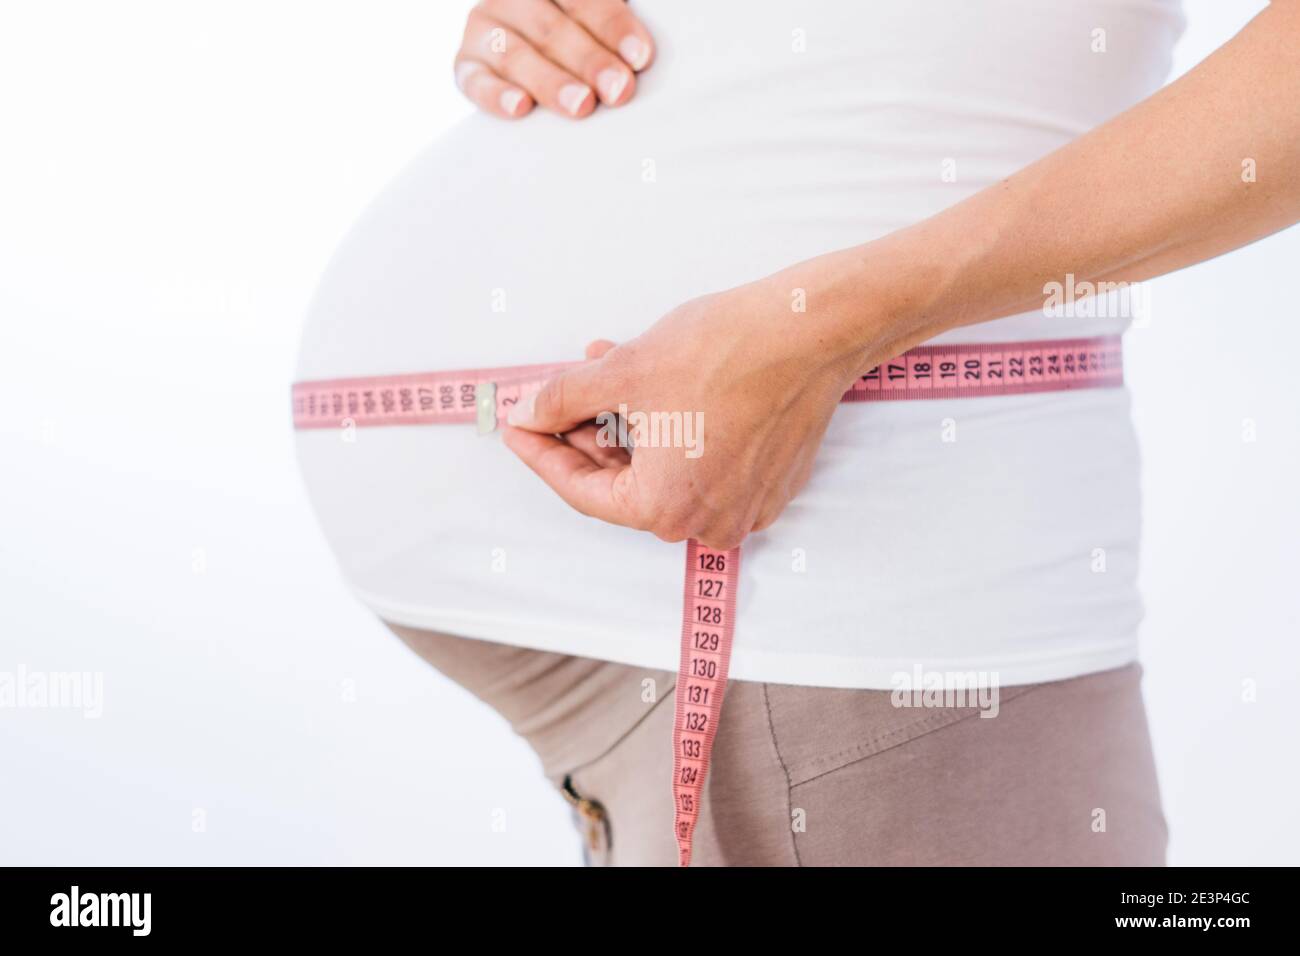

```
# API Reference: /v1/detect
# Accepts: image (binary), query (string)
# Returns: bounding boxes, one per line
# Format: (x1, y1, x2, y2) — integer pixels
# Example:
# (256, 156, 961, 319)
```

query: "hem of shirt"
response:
(356, 587, 1140, 691)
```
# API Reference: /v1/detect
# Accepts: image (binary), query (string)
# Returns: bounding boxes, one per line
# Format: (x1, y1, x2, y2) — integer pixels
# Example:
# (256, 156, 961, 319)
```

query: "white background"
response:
(1, 1, 1296, 866)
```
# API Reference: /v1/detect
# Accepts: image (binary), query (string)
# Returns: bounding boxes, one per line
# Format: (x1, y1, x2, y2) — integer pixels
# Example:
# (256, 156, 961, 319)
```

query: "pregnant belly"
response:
(293, 71, 1143, 688)
(294, 109, 869, 382)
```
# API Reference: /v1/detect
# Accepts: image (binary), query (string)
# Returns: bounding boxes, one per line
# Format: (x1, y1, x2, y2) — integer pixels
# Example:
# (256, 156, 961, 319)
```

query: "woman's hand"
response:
(499, 1, 1300, 549)
(455, 0, 654, 120)
(500, 255, 923, 550)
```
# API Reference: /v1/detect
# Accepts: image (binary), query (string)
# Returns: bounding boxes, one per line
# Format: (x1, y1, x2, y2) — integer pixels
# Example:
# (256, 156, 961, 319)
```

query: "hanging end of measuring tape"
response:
(476, 382, 498, 435)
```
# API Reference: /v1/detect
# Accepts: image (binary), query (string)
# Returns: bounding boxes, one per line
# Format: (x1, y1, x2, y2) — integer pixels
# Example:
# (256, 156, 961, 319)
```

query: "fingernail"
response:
(558, 83, 592, 116)
(507, 392, 536, 427)
(619, 35, 650, 71)
(455, 61, 482, 91)
(500, 88, 527, 115)
(595, 68, 629, 105)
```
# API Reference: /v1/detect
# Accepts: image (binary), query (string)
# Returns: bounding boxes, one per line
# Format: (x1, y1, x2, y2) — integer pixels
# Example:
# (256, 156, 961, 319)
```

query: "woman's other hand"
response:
(455, 0, 654, 120)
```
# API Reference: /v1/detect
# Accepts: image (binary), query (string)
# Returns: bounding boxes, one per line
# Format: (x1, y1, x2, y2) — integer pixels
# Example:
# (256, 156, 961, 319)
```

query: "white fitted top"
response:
(294, 0, 1185, 688)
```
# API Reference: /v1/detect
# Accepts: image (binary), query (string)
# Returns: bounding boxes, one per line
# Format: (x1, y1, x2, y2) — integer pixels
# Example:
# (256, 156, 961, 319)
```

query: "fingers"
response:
(546, 343, 626, 466)
(464, 12, 596, 118)
(564, 421, 631, 469)
(502, 426, 640, 527)
(507, 354, 624, 433)
(693, 510, 756, 551)
(460, 0, 644, 119)
(482, 0, 637, 107)
(506, 426, 770, 550)
(454, 58, 534, 119)
(552, 0, 655, 72)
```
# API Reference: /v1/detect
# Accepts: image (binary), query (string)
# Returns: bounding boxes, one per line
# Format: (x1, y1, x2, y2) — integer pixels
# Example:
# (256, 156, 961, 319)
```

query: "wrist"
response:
(784, 234, 962, 380)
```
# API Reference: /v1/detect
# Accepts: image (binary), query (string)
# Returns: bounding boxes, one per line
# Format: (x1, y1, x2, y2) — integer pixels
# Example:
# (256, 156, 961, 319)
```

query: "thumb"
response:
(506, 354, 623, 433)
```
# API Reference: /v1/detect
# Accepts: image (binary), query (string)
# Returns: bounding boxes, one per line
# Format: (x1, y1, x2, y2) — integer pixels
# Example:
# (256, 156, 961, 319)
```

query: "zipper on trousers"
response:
(561, 775, 610, 860)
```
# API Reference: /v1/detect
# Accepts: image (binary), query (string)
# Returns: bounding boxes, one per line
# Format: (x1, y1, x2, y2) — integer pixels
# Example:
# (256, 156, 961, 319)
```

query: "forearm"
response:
(823, 0, 1300, 370)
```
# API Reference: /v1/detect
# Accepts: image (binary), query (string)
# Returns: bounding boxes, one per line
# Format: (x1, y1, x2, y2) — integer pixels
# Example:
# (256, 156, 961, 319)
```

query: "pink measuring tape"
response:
(293, 335, 1122, 866)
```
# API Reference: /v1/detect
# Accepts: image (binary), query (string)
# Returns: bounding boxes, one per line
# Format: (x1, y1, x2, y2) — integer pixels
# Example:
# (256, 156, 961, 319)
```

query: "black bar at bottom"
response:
(0, 866, 1277, 941)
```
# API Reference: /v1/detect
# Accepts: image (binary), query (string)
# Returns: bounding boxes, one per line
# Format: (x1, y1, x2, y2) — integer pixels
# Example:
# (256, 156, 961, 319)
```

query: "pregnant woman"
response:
(294, 1, 1300, 865)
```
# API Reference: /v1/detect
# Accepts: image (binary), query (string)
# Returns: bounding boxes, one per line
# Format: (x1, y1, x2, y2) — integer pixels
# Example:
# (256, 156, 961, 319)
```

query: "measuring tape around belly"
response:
(292, 335, 1122, 866)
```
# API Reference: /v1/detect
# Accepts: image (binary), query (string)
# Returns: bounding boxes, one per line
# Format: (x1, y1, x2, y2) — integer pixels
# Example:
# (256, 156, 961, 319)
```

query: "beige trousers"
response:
(386, 622, 1167, 866)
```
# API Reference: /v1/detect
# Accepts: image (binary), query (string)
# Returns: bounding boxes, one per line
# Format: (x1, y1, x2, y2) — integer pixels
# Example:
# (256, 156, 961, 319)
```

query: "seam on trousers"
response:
(760, 683, 802, 867)
(555, 672, 678, 785)
(789, 684, 1045, 788)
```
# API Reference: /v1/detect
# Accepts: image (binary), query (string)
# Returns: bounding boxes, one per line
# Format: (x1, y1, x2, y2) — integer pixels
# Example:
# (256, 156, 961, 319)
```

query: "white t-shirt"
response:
(294, 0, 1185, 688)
